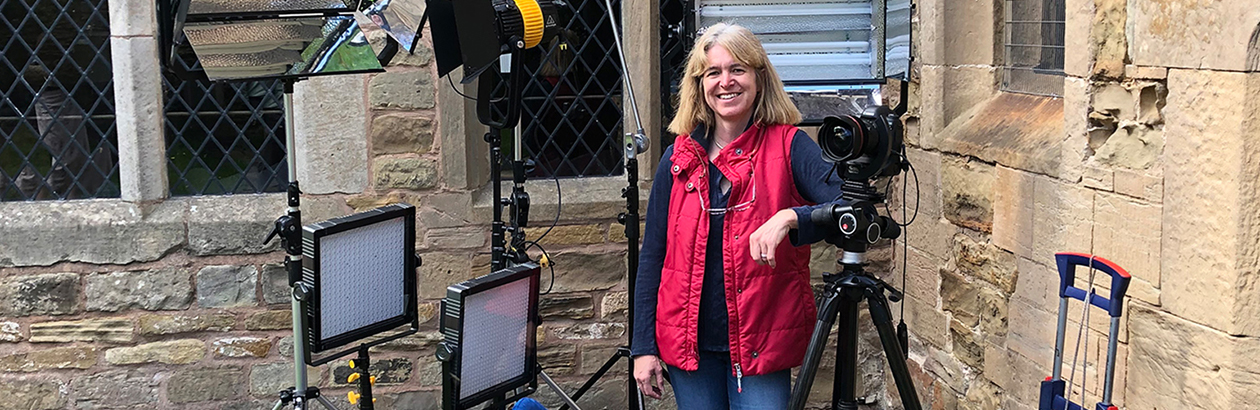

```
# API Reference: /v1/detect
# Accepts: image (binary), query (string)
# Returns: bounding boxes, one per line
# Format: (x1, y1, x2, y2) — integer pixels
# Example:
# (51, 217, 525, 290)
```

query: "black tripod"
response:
(788, 181, 922, 410)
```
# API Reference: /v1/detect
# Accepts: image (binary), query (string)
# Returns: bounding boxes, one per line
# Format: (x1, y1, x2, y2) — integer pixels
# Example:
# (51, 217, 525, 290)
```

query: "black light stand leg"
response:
(354, 346, 375, 410)
(559, 347, 631, 410)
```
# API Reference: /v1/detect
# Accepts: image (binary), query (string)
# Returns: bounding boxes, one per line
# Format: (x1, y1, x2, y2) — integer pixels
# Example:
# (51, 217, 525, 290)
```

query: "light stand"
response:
(559, 0, 649, 407)
(265, 79, 340, 410)
(461, 37, 580, 410)
(480, 44, 532, 271)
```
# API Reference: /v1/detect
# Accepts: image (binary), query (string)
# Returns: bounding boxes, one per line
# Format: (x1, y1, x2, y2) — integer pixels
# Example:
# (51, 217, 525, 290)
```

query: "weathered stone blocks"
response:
(0, 321, 21, 342)
(168, 367, 241, 403)
(332, 358, 413, 385)
(294, 75, 369, 195)
(213, 337, 272, 358)
(71, 370, 161, 408)
(547, 251, 627, 293)
(941, 156, 994, 232)
(244, 310, 292, 330)
(1126, 304, 1260, 409)
(1092, 192, 1161, 305)
(0, 272, 78, 316)
(1129, 1, 1260, 71)
(138, 314, 234, 335)
(188, 195, 284, 255)
(539, 294, 595, 320)
(0, 377, 65, 410)
(1161, 69, 1260, 336)
(85, 268, 193, 312)
(105, 339, 205, 365)
(373, 157, 438, 190)
(30, 319, 132, 343)
(370, 70, 436, 110)
(371, 114, 434, 156)
(0, 346, 96, 372)
(522, 224, 606, 246)
(197, 265, 259, 308)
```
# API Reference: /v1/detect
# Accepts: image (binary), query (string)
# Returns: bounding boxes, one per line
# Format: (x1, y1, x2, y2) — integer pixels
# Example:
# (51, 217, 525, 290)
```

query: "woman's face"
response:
(702, 44, 758, 125)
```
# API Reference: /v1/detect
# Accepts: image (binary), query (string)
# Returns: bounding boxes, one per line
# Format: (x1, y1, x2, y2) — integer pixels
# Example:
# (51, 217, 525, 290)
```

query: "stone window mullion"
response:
(109, 0, 169, 202)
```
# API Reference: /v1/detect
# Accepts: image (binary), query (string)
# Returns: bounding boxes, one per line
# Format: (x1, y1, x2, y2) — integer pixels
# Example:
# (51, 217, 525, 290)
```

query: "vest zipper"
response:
(734, 363, 743, 393)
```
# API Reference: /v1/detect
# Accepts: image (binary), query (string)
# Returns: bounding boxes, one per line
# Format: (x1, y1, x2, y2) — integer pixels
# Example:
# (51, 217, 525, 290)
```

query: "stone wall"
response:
(898, 0, 1260, 409)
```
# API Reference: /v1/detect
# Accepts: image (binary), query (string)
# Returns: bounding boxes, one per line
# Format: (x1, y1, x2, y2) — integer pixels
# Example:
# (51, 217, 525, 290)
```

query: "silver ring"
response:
(760, 254, 768, 259)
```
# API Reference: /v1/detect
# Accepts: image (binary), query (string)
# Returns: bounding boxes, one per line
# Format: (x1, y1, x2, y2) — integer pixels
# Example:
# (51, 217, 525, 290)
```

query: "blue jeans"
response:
(667, 351, 791, 410)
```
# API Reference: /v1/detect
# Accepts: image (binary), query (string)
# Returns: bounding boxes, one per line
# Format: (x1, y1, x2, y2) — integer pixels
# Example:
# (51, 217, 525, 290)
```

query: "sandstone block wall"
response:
(898, 0, 1260, 409)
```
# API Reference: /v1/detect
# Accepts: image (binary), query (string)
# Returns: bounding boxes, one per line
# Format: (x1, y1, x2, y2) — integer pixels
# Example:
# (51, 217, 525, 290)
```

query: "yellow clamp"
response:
(347, 391, 378, 405)
(539, 253, 552, 267)
(347, 373, 377, 385)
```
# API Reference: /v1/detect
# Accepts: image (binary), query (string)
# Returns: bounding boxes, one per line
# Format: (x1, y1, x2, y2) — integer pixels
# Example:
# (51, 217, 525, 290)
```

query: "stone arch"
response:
(1247, 22, 1260, 71)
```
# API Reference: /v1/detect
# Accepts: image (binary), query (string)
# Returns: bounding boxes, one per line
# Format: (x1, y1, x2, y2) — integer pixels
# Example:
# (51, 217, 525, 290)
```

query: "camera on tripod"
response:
(809, 105, 907, 248)
(788, 98, 925, 410)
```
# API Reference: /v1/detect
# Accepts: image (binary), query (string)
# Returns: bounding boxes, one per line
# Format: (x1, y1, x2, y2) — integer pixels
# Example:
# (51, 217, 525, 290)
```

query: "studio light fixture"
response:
(436, 263, 542, 410)
(300, 203, 420, 365)
(160, 0, 386, 81)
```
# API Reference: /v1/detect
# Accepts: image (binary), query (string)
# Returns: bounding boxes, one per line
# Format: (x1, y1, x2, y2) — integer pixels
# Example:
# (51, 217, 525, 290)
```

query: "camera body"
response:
(817, 105, 905, 181)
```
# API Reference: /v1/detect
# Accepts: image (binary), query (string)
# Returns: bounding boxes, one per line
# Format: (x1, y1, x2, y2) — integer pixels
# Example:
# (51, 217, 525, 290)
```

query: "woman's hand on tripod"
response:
(633, 355, 665, 399)
(749, 209, 798, 267)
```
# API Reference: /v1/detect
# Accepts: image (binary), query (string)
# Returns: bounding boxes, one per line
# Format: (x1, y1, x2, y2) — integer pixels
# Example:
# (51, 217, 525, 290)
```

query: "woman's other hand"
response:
(749, 209, 798, 267)
(633, 355, 666, 399)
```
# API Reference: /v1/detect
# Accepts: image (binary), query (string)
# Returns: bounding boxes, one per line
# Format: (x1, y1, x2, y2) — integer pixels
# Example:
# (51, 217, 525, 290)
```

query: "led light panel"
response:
(440, 263, 541, 410)
(302, 203, 418, 360)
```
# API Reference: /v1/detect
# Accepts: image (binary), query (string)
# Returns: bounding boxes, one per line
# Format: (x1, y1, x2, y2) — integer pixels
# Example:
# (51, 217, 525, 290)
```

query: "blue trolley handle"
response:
(1049, 253, 1130, 410)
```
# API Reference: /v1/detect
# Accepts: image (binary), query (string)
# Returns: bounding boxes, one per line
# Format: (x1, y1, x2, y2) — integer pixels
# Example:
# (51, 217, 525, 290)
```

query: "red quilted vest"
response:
(656, 123, 817, 377)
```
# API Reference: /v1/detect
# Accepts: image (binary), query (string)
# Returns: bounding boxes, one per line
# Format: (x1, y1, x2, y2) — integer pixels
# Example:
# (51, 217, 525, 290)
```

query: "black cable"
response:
(531, 171, 563, 244)
(524, 240, 557, 294)
(447, 75, 511, 103)
(448, 75, 477, 100)
(881, 153, 920, 228)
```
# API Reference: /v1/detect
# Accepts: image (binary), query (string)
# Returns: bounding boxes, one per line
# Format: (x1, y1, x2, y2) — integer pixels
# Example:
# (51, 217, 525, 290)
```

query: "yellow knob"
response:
(348, 373, 361, 383)
(348, 391, 360, 404)
(540, 254, 551, 267)
(370, 376, 377, 385)
(349, 360, 356, 369)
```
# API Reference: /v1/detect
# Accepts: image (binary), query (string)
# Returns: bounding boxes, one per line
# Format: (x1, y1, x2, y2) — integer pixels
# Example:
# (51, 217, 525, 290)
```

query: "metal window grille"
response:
(1003, 0, 1065, 97)
(486, 0, 624, 178)
(660, 0, 694, 146)
(1, 0, 120, 201)
(162, 51, 287, 196)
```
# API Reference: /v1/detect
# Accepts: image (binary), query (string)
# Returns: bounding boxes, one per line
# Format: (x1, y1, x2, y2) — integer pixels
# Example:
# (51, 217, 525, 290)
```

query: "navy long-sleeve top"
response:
(630, 124, 846, 357)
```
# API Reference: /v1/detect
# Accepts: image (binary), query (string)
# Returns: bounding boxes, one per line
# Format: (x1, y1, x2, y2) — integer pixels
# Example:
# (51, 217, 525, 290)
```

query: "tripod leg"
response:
(832, 290, 860, 410)
(272, 400, 286, 410)
(789, 286, 845, 410)
(865, 288, 923, 410)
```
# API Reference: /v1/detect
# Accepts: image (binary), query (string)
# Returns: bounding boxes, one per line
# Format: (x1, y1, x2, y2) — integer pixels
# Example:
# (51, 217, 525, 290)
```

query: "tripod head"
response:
(810, 179, 903, 271)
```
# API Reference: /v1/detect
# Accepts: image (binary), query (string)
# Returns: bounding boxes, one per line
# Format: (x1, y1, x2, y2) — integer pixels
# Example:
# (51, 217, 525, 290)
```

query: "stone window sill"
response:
(471, 175, 648, 224)
(934, 92, 1065, 176)
(0, 194, 347, 267)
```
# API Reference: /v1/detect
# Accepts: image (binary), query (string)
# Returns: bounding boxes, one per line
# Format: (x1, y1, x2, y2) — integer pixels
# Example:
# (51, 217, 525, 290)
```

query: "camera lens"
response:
(818, 115, 864, 163)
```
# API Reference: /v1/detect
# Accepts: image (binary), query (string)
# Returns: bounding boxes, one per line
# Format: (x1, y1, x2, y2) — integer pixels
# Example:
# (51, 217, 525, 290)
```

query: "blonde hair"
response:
(668, 23, 801, 135)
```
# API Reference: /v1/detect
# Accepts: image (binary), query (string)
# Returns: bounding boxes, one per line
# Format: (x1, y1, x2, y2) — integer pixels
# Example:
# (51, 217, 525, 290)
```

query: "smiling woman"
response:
(632, 23, 849, 410)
